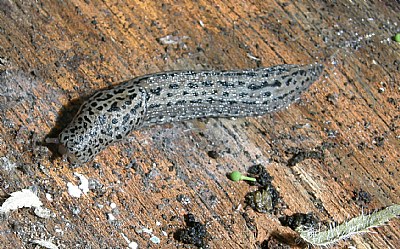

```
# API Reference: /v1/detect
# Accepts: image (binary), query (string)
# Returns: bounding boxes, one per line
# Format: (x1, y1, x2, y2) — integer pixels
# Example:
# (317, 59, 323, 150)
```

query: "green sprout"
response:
(229, 171, 256, 182)
(395, 33, 400, 43)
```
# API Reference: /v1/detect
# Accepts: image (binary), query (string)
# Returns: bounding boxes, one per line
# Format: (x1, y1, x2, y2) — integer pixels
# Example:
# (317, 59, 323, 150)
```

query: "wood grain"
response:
(0, 0, 398, 248)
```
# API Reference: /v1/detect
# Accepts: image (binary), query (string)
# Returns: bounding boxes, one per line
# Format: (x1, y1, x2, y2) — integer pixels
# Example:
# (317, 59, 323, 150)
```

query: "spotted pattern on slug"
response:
(58, 84, 147, 163)
(58, 63, 324, 164)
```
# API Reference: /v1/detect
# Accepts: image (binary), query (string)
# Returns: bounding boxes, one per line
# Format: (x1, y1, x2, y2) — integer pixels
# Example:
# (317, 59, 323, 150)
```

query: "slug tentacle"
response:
(57, 63, 324, 164)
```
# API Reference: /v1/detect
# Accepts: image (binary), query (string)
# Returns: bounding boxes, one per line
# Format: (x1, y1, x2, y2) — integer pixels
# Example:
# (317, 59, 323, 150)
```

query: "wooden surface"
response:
(0, 0, 399, 248)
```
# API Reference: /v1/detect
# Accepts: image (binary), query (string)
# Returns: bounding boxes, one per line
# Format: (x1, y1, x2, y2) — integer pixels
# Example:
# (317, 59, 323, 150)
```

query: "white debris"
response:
(121, 233, 138, 249)
(54, 226, 63, 234)
(34, 206, 52, 219)
(0, 157, 17, 171)
(140, 227, 153, 234)
(107, 213, 116, 221)
(150, 235, 160, 244)
(158, 35, 189, 45)
(31, 239, 58, 249)
(199, 20, 204, 27)
(110, 202, 117, 209)
(128, 241, 139, 249)
(67, 173, 90, 198)
(136, 227, 160, 244)
(45, 193, 53, 201)
(246, 53, 261, 61)
(0, 189, 42, 214)
(67, 182, 82, 198)
(74, 172, 89, 194)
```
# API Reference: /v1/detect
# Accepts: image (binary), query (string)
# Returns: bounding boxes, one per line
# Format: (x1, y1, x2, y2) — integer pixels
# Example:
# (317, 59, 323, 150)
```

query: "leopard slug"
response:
(53, 63, 324, 164)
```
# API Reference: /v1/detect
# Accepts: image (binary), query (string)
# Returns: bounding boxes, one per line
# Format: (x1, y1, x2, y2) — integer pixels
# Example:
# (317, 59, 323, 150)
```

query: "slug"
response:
(52, 63, 324, 164)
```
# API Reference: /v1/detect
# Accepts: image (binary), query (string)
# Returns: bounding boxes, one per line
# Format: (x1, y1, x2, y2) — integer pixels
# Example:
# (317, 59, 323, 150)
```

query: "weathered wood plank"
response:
(0, 0, 398, 248)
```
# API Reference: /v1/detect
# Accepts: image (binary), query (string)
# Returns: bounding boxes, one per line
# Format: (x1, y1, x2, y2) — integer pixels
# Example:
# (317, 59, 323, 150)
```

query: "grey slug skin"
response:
(59, 63, 324, 164)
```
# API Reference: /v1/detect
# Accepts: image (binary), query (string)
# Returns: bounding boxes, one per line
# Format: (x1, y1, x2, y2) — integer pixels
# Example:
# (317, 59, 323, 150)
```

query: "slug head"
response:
(58, 84, 147, 164)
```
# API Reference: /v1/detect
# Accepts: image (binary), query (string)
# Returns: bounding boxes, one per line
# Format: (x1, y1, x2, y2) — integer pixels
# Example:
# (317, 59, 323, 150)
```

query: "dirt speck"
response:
(174, 213, 208, 248)
(352, 189, 372, 206)
(279, 213, 319, 230)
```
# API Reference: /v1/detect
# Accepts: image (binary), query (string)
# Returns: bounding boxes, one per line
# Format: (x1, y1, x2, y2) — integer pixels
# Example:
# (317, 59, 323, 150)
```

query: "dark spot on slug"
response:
(122, 114, 130, 124)
(150, 87, 162, 95)
(187, 82, 198, 89)
(228, 100, 237, 105)
(202, 80, 213, 87)
(127, 88, 138, 93)
(107, 102, 121, 112)
(169, 83, 179, 89)
(128, 93, 138, 100)
(242, 100, 257, 105)
(176, 100, 186, 105)
(149, 103, 161, 109)
(114, 89, 125, 94)
(219, 81, 235, 88)
(263, 91, 272, 97)
(93, 92, 103, 99)
(190, 99, 203, 104)
(84, 116, 91, 123)
(87, 107, 95, 115)
(247, 80, 282, 90)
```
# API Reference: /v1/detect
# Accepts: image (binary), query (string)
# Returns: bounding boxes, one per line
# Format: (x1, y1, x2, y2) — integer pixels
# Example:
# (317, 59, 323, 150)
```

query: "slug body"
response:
(58, 63, 324, 164)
